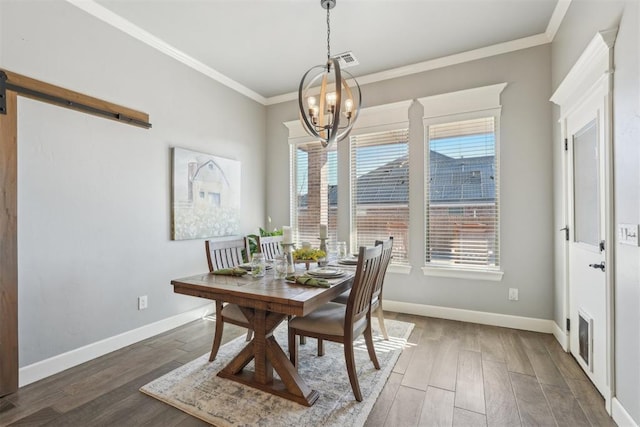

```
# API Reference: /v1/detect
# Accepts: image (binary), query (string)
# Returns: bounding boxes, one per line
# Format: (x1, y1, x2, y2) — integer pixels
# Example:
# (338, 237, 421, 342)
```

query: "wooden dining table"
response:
(170, 269, 354, 406)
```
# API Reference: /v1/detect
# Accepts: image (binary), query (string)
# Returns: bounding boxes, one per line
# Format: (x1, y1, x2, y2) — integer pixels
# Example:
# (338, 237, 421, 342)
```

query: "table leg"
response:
(217, 307, 319, 406)
(252, 309, 272, 384)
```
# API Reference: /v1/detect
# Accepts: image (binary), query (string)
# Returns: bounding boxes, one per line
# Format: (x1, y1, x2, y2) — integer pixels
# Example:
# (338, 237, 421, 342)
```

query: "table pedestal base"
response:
(217, 308, 319, 407)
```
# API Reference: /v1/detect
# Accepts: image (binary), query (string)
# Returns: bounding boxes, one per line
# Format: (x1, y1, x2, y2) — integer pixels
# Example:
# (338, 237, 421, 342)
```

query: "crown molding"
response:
(545, 0, 572, 41)
(67, 0, 569, 107)
(267, 33, 547, 106)
(65, 0, 267, 105)
(271, 0, 571, 106)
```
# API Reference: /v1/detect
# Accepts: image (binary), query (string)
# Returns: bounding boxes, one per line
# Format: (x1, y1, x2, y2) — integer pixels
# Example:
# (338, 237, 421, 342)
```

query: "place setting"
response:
(335, 256, 358, 267)
(306, 267, 346, 278)
(285, 267, 348, 288)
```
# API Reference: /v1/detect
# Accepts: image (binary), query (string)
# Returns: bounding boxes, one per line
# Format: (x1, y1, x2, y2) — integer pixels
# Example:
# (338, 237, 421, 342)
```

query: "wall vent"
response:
(333, 51, 359, 68)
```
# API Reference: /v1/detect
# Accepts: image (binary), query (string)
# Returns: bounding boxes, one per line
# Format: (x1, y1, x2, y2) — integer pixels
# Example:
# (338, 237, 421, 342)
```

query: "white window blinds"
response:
(291, 140, 338, 244)
(350, 129, 409, 265)
(426, 117, 499, 268)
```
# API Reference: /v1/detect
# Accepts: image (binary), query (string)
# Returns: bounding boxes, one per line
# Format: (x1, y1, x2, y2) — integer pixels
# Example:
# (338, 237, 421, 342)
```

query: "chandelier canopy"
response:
(298, 0, 361, 148)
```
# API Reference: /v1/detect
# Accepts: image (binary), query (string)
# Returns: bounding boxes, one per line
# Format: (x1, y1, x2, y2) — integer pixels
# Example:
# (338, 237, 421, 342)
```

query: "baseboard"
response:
(552, 320, 568, 350)
(19, 303, 215, 387)
(613, 398, 639, 427)
(14, 301, 583, 387)
(384, 300, 555, 333)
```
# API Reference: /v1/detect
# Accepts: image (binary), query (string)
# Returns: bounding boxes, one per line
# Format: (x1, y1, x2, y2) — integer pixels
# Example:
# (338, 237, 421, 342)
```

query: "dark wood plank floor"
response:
(0, 313, 615, 426)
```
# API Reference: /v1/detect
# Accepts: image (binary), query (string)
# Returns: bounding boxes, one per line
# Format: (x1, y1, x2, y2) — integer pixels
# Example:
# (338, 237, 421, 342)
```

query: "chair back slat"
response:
(257, 235, 284, 260)
(372, 237, 394, 301)
(346, 245, 383, 330)
(205, 238, 249, 272)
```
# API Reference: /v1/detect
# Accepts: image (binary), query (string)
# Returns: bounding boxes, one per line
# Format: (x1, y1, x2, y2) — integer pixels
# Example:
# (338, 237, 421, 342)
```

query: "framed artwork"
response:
(171, 147, 241, 240)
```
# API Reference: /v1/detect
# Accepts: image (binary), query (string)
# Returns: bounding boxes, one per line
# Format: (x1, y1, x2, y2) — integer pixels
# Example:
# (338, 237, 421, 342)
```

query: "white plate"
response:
(337, 258, 358, 266)
(307, 268, 344, 278)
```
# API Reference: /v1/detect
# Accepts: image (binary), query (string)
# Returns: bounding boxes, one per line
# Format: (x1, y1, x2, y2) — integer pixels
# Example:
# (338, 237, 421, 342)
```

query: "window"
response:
(351, 129, 410, 265)
(290, 140, 338, 243)
(425, 116, 499, 269)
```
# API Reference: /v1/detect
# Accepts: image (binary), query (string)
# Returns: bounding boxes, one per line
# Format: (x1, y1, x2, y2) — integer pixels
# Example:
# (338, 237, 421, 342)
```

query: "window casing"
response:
(418, 84, 506, 280)
(350, 129, 410, 265)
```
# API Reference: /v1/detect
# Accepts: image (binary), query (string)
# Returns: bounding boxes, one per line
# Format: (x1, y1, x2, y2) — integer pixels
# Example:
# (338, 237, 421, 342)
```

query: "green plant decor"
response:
(247, 227, 283, 255)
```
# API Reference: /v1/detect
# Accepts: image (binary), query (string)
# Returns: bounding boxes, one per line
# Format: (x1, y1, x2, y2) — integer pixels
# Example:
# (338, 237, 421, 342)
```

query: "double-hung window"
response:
(426, 116, 499, 268)
(290, 140, 338, 243)
(420, 84, 505, 279)
(350, 129, 410, 265)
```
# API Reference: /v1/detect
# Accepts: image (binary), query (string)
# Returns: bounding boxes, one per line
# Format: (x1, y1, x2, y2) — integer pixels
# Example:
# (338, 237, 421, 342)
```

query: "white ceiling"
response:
(72, 0, 567, 103)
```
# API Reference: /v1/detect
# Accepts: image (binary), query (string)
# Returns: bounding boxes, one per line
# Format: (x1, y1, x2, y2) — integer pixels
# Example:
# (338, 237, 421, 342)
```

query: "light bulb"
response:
(326, 92, 336, 106)
(307, 96, 316, 108)
(345, 98, 353, 112)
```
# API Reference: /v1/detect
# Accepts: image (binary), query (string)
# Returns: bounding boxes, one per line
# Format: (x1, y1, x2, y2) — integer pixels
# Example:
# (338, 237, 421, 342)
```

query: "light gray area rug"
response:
(140, 318, 414, 427)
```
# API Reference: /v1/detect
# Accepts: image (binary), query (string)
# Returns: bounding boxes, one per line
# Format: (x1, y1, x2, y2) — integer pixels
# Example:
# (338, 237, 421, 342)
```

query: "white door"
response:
(566, 91, 609, 399)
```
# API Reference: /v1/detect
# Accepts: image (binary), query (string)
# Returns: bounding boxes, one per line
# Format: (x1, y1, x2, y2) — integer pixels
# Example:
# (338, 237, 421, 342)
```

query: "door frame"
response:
(551, 29, 617, 412)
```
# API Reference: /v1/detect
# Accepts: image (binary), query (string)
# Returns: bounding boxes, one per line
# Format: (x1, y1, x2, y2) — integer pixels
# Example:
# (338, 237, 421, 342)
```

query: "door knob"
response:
(589, 262, 605, 272)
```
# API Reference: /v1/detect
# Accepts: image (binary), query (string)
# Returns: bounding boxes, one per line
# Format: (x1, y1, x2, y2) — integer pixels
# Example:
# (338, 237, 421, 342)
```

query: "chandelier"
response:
(298, 0, 361, 148)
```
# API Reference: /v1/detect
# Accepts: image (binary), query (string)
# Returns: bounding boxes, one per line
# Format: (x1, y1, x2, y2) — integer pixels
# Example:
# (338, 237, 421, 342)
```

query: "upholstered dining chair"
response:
(333, 237, 394, 339)
(256, 235, 284, 260)
(288, 245, 383, 402)
(205, 237, 253, 361)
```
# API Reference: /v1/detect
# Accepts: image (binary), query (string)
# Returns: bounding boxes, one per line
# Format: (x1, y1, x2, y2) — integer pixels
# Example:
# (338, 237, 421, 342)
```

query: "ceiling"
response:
(75, 0, 566, 104)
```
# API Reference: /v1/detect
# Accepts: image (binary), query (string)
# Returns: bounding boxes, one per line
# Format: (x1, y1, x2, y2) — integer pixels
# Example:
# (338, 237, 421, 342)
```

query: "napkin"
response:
(285, 275, 330, 288)
(212, 267, 247, 276)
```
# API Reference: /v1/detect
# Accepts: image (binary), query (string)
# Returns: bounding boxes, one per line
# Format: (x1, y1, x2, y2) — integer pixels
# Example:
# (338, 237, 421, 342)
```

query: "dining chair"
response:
(205, 237, 250, 272)
(256, 234, 310, 343)
(332, 237, 394, 339)
(288, 245, 383, 402)
(205, 237, 253, 361)
(256, 235, 284, 260)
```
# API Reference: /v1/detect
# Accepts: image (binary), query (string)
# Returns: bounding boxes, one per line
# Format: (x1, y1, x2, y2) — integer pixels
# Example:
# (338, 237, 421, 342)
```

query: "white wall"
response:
(1, 1, 267, 366)
(267, 44, 555, 320)
(552, 1, 639, 424)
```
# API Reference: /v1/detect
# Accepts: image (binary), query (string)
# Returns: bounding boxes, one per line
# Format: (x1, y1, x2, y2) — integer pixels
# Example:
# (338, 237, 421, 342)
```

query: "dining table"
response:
(170, 267, 354, 406)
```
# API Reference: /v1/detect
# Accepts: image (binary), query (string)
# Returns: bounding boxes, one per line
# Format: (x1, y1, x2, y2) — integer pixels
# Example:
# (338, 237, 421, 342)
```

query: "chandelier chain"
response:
(326, 6, 331, 60)
(298, 0, 360, 147)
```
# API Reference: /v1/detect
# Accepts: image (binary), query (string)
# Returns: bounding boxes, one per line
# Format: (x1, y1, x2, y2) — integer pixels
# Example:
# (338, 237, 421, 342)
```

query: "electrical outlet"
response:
(138, 295, 148, 310)
(508, 288, 519, 301)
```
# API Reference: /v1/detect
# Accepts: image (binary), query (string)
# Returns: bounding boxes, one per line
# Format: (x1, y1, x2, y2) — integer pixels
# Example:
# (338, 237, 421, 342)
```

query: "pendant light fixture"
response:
(298, 0, 361, 148)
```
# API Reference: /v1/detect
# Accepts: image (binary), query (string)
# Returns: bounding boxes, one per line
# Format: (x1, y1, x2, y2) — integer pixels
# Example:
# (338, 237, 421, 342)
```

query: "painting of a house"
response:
(172, 147, 241, 240)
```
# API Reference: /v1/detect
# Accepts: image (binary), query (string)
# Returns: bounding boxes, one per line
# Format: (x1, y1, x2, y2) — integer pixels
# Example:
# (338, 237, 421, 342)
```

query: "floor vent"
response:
(578, 309, 593, 372)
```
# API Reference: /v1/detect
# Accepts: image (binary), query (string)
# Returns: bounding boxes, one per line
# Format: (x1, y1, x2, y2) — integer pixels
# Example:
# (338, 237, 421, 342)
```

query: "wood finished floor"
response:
(0, 313, 615, 427)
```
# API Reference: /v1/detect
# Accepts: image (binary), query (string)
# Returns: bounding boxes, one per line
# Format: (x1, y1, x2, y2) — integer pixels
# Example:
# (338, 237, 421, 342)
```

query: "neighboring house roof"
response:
(355, 155, 409, 205)
(299, 152, 495, 206)
(429, 153, 496, 203)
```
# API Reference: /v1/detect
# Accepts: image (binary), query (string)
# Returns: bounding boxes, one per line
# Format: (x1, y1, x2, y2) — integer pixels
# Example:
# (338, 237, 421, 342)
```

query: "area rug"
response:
(140, 318, 414, 427)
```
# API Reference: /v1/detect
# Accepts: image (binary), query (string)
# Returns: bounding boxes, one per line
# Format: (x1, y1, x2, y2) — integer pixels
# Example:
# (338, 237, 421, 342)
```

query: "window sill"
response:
(387, 264, 412, 275)
(422, 266, 504, 281)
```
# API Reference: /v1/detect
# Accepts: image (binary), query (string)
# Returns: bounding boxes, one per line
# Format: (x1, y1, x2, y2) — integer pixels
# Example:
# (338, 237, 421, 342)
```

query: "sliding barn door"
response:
(0, 89, 18, 396)
(0, 68, 150, 395)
